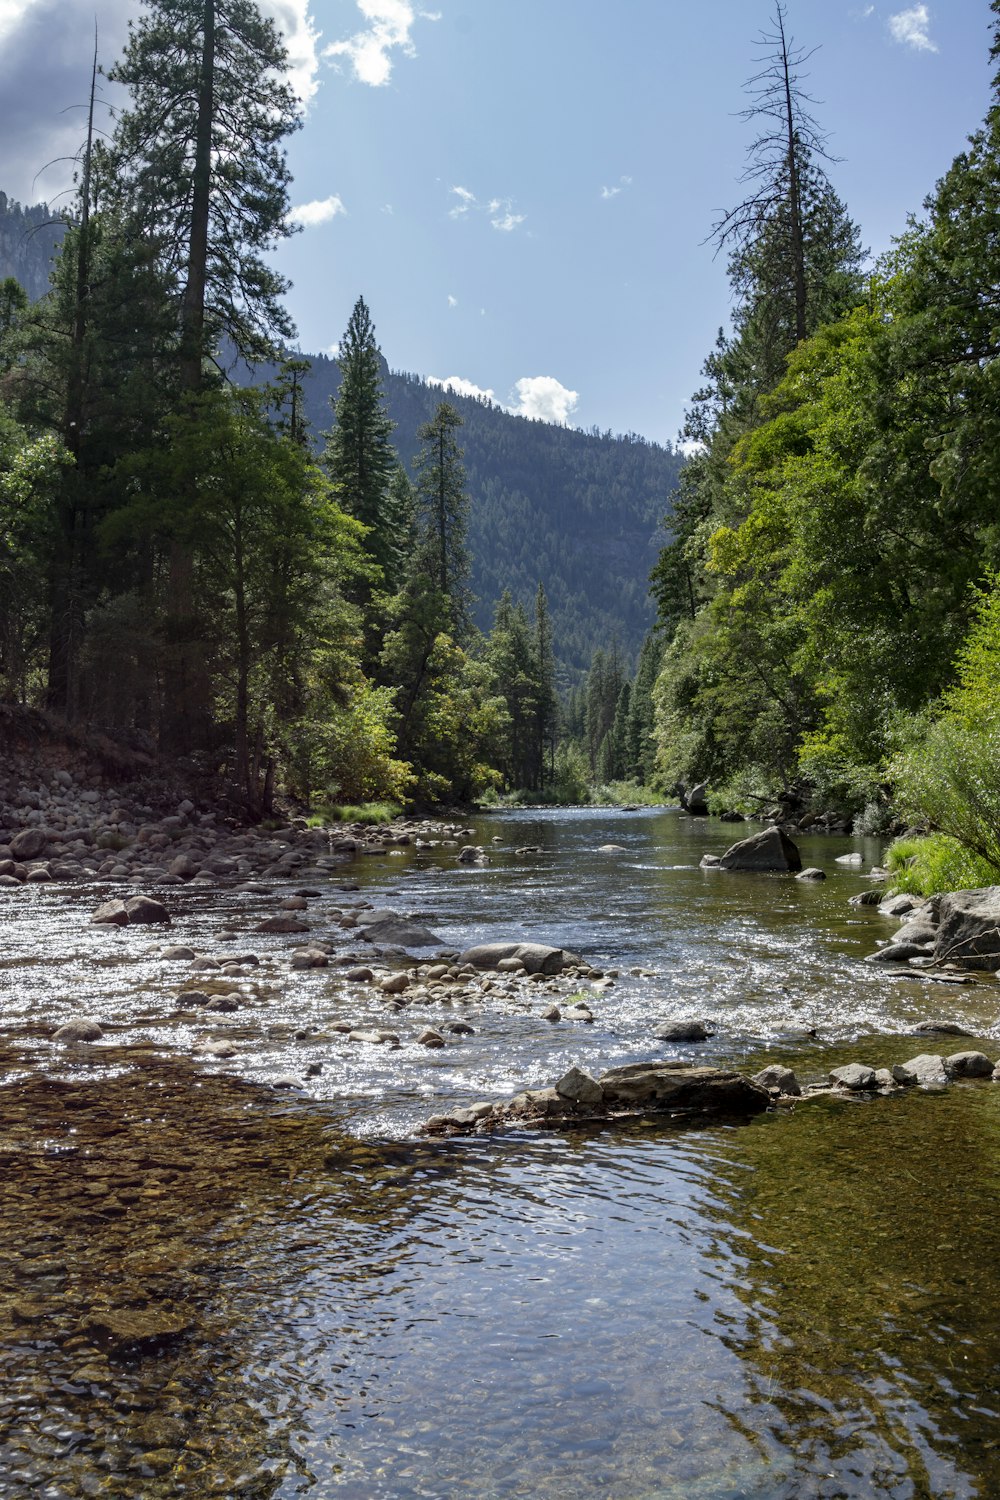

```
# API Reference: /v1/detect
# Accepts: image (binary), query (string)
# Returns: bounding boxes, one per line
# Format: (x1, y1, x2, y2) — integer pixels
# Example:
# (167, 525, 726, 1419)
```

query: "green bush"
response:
(891, 715, 1000, 873)
(884, 833, 1000, 897)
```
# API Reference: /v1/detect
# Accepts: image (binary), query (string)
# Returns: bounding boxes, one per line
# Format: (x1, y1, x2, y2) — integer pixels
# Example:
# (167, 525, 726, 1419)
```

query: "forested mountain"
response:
(294, 353, 681, 678)
(0, 207, 681, 681)
(0, 195, 65, 302)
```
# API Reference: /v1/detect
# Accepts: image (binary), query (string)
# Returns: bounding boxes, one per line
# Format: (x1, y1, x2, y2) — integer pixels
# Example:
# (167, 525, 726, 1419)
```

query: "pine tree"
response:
(533, 582, 559, 787)
(101, 0, 301, 749)
(104, 0, 300, 389)
(323, 296, 397, 584)
(413, 402, 470, 634)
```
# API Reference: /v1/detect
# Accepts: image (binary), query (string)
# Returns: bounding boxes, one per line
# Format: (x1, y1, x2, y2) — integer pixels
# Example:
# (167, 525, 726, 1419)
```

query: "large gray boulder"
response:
(11, 828, 46, 860)
(893, 1054, 950, 1086)
(719, 827, 802, 873)
(932, 887, 1000, 970)
(458, 941, 578, 975)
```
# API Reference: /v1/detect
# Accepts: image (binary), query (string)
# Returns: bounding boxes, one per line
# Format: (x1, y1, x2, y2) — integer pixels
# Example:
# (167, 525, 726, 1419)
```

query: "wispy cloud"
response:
(512, 376, 579, 426)
(289, 194, 346, 226)
(489, 202, 525, 233)
(447, 294, 458, 308)
(428, 374, 495, 403)
(600, 174, 632, 201)
(449, 185, 476, 218)
(447, 185, 526, 232)
(324, 0, 438, 87)
(888, 5, 938, 51)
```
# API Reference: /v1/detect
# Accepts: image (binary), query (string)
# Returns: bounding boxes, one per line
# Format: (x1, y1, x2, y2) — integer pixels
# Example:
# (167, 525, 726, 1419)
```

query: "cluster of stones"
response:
(422, 1018, 1000, 1137)
(258, 940, 610, 1063)
(59, 897, 613, 1075)
(0, 759, 478, 889)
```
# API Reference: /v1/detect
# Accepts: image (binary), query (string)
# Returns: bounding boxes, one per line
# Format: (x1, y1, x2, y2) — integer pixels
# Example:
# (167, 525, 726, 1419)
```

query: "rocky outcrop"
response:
(933, 887, 1000, 970)
(718, 827, 802, 873)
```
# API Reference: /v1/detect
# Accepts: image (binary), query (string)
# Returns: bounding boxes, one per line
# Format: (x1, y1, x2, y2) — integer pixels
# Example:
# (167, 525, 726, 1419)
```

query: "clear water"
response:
(1, 807, 998, 1497)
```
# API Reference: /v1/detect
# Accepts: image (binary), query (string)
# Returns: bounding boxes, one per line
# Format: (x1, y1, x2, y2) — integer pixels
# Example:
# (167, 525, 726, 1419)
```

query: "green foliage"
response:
(884, 834, 1000, 898)
(552, 742, 591, 804)
(891, 714, 1000, 874)
(308, 800, 403, 827)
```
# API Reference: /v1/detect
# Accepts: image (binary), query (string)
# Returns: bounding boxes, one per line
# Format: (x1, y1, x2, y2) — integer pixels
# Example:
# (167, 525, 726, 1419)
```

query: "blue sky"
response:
(0, 0, 994, 443)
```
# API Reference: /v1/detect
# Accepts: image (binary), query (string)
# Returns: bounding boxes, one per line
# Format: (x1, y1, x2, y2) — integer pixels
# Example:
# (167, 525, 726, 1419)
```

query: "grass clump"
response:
(307, 800, 402, 827)
(884, 833, 1000, 897)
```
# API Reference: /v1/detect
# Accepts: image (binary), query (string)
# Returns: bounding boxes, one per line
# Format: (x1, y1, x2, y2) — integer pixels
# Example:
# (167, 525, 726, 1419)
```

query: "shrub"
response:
(884, 833, 1000, 897)
(891, 715, 1000, 873)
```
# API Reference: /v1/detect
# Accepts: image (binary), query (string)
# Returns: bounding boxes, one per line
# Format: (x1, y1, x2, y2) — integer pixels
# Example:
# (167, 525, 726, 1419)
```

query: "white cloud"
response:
(888, 5, 938, 51)
(289, 194, 346, 226)
(491, 208, 525, 232)
(512, 376, 579, 427)
(324, 0, 437, 87)
(449, 185, 476, 217)
(428, 374, 495, 403)
(600, 175, 632, 201)
(265, 0, 322, 106)
(448, 185, 526, 232)
(0, 0, 33, 45)
(447, 294, 458, 308)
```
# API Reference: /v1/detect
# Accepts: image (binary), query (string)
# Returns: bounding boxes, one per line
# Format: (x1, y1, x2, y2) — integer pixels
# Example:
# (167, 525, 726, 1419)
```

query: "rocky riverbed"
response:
(6, 749, 1000, 1497)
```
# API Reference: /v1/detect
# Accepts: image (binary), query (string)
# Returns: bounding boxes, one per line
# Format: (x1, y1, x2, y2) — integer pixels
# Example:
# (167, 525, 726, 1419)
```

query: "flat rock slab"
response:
(424, 1063, 770, 1136)
(719, 827, 802, 873)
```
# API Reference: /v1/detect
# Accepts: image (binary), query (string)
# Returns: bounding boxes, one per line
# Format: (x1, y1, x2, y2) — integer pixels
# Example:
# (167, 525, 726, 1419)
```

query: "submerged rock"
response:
(652, 1019, 711, 1043)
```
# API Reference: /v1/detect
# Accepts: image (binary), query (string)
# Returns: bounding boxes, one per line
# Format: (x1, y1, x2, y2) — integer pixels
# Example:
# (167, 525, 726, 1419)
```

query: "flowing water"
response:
(2, 807, 999, 1497)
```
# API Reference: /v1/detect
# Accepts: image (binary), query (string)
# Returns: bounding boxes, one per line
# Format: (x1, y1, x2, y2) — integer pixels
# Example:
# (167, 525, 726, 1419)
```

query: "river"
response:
(1, 806, 999, 1497)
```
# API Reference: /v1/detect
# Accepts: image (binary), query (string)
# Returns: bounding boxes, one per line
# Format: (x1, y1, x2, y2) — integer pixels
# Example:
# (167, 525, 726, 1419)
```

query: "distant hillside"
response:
(0, 199, 681, 676)
(0, 193, 65, 301)
(297, 353, 681, 677)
